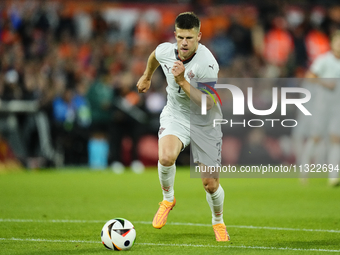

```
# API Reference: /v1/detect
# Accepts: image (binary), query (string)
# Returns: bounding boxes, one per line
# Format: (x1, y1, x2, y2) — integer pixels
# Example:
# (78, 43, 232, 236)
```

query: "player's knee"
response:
(203, 179, 219, 194)
(159, 153, 176, 167)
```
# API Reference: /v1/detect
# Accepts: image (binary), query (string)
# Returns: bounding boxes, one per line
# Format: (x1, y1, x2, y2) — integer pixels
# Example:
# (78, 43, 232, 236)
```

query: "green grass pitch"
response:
(0, 167, 340, 254)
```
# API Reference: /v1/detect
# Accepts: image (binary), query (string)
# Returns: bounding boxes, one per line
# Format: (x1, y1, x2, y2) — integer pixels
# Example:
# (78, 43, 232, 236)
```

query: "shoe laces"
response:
(158, 200, 173, 210)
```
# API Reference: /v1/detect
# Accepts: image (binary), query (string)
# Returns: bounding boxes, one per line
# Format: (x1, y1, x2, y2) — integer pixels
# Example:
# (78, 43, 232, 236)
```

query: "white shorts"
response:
(191, 132, 222, 167)
(158, 113, 191, 150)
(158, 111, 222, 167)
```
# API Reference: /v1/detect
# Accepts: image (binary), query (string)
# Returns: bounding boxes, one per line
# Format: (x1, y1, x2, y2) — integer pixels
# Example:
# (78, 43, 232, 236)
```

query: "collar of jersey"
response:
(174, 49, 196, 64)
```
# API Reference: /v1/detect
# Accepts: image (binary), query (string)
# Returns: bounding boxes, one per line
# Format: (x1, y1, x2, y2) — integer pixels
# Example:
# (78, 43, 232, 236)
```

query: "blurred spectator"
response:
(86, 73, 113, 168)
(92, 9, 108, 39)
(321, 5, 340, 37)
(228, 8, 255, 57)
(74, 10, 92, 41)
(52, 84, 91, 165)
(55, 4, 76, 42)
(0, 132, 22, 171)
(0, 69, 27, 162)
(20, 61, 55, 166)
(305, 28, 330, 66)
(86, 74, 113, 134)
(32, 2, 51, 33)
(133, 9, 161, 47)
(288, 8, 309, 72)
(110, 71, 146, 172)
(305, 7, 330, 66)
(210, 26, 235, 67)
(262, 16, 294, 77)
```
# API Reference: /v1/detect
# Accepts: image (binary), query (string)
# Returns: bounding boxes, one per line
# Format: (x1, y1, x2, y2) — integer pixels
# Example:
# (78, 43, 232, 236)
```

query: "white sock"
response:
(206, 184, 224, 225)
(158, 161, 176, 202)
(328, 143, 340, 179)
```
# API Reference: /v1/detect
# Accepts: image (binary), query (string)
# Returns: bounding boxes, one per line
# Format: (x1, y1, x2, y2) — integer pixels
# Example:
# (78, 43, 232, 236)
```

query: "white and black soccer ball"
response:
(101, 218, 136, 251)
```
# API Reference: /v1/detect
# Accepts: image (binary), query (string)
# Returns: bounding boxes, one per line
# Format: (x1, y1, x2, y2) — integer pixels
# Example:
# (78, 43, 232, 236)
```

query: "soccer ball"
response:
(101, 218, 136, 251)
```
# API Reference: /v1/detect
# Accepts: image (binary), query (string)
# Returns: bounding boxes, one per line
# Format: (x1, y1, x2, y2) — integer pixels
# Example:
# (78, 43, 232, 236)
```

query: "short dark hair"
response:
(175, 12, 200, 31)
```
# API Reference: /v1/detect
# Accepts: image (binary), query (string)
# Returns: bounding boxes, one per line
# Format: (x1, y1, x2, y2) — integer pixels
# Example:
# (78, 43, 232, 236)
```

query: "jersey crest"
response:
(187, 70, 195, 80)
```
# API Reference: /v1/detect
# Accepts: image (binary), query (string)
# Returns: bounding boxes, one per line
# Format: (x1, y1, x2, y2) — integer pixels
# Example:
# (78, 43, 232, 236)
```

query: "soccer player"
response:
(300, 31, 340, 186)
(136, 12, 229, 241)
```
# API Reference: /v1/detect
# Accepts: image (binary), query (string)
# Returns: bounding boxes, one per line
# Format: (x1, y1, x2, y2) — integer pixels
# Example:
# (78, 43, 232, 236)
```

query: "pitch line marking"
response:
(1, 218, 340, 233)
(0, 238, 339, 253)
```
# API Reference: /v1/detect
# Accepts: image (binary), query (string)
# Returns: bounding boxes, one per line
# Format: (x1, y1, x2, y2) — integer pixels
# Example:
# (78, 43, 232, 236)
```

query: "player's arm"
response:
(172, 61, 215, 110)
(305, 71, 336, 90)
(137, 50, 160, 93)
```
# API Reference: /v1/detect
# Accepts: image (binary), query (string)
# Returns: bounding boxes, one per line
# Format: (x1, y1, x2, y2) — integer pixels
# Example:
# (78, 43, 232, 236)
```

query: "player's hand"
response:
(172, 61, 185, 85)
(136, 74, 151, 93)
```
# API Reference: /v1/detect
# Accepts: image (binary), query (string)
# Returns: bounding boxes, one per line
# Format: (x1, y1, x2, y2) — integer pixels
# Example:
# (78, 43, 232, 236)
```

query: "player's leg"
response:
(300, 87, 329, 180)
(300, 135, 320, 180)
(292, 82, 313, 166)
(200, 166, 230, 241)
(292, 131, 306, 166)
(327, 134, 340, 186)
(191, 127, 229, 241)
(152, 135, 182, 229)
(158, 135, 182, 202)
(201, 169, 223, 224)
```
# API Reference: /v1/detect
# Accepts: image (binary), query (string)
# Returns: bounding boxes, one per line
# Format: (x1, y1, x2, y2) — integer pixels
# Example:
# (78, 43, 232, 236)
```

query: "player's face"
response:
(174, 27, 201, 60)
(331, 35, 340, 58)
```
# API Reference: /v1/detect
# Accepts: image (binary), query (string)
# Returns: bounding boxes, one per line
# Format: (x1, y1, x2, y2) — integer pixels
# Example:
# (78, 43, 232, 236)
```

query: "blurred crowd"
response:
(1, 0, 340, 169)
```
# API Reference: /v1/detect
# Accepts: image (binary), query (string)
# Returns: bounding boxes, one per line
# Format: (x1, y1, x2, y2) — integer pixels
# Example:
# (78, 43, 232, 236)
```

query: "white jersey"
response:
(309, 51, 340, 136)
(310, 51, 340, 78)
(155, 42, 222, 128)
(310, 51, 340, 102)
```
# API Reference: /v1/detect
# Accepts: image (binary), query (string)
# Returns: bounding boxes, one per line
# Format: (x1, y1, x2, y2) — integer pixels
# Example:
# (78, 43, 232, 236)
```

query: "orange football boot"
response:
(213, 223, 230, 241)
(152, 197, 176, 229)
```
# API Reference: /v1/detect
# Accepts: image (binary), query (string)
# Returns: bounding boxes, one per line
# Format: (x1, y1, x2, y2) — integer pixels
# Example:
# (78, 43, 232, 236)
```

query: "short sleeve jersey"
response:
(310, 51, 340, 78)
(310, 51, 340, 102)
(155, 42, 221, 126)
